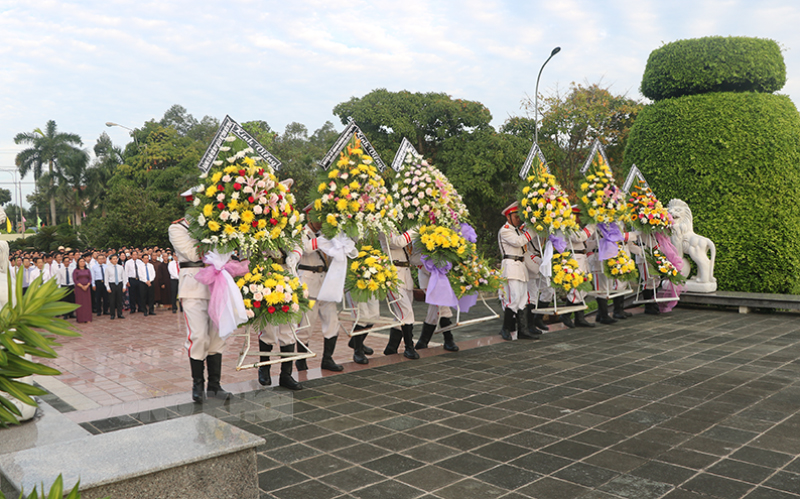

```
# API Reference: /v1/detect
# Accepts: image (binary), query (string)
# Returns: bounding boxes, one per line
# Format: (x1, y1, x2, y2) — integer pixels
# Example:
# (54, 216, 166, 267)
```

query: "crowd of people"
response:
(9, 246, 182, 322)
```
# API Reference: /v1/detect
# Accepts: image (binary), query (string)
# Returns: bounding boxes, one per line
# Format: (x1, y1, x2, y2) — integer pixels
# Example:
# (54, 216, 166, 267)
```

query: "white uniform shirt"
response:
(168, 219, 209, 300)
(380, 230, 416, 290)
(498, 223, 532, 282)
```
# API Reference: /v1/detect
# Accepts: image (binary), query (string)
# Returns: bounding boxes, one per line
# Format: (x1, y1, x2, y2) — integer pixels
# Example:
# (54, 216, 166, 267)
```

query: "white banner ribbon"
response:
(539, 240, 554, 279)
(316, 233, 357, 302)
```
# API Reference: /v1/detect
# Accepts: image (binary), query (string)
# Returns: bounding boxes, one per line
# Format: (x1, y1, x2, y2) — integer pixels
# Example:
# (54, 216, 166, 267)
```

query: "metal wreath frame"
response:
(532, 233, 588, 315)
(339, 289, 404, 337)
(586, 231, 635, 301)
(431, 293, 499, 334)
(633, 232, 680, 305)
(235, 317, 317, 370)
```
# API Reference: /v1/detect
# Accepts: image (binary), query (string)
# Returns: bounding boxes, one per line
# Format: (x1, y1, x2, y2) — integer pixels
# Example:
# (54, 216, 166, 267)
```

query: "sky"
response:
(1, 0, 799, 207)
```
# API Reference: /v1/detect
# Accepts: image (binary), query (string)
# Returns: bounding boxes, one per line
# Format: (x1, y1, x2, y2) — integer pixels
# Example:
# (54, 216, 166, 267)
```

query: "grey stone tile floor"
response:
(80, 308, 800, 498)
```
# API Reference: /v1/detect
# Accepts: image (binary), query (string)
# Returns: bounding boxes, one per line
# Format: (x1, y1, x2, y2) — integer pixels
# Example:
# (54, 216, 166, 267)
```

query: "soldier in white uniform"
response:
(589, 226, 639, 324)
(381, 229, 419, 359)
(498, 202, 542, 340)
(560, 211, 595, 328)
(414, 266, 459, 351)
(168, 214, 231, 403)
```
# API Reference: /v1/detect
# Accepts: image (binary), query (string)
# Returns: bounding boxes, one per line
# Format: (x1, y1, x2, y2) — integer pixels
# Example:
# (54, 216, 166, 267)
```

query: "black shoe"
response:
(518, 307, 541, 340)
(172, 309, 177, 314)
(613, 296, 632, 319)
(321, 336, 344, 371)
(499, 307, 516, 340)
(440, 318, 459, 351)
(574, 310, 596, 328)
(348, 334, 373, 355)
(97, 313, 102, 317)
(533, 302, 550, 331)
(206, 353, 231, 400)
(118, 315, 125, 319)
(143, 312, 148, 317)
(149, 311, 156, 316)
(190, 358, 205, 403)
(110, 316, 116, 320)
(278, 344, 303, 390)
(384, 328, 402, 355)
(258, 340, 272, 386)
(402, 324, 419, 359)
(415, 322, 436, 350)
(296, 343, 309, 371)
(595, 299, 617, 325)
(560, 313, 575, 329)
(642, 289, 661, 315)
(352, 334, 369, 365)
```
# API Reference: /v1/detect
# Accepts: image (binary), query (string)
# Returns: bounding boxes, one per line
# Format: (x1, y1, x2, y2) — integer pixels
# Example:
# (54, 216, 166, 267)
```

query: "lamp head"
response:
(551, 47, 561, 57)
(105, 122, 116, 127)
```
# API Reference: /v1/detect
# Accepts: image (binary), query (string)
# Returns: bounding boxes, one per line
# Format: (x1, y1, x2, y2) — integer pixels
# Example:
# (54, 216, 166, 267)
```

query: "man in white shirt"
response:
(28, 257, 50, 285)
(104, 254, 128, 320)
(167, 254, 180, 314)
(50, 253, 66, 286)
(141, 254, 156, 316)
(91, 254, 109, 316)
(124, 251, 144, 314)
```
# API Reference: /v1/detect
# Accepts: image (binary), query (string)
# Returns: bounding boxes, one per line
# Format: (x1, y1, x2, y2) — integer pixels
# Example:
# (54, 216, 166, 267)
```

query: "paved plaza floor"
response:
(33, 306, 800, 498)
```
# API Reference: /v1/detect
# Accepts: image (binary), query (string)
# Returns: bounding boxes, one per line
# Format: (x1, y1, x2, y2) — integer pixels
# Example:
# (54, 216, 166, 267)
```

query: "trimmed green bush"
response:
(641, 37, 786, 100)
(623, 92, 800, 294)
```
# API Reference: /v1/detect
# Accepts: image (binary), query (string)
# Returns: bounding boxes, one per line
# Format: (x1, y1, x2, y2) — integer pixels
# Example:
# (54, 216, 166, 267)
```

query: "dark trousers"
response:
(140, 281, 154, 314)
(170, 279, 179, 311)
(94, 280, 108, 315)
(128, 278, 141, 313)
(108, 283, 124, 318)
(62, 285, 75, 318)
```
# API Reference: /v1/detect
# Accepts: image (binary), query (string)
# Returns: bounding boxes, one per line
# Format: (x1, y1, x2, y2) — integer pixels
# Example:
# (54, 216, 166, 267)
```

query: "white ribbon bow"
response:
(539, 240, 554, 279)
(316, 233, 358, 302)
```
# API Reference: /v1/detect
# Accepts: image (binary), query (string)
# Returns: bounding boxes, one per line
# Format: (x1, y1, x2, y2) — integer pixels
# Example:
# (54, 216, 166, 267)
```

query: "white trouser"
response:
(500, 279, 527, 312)
(356, 298, 380, 326)
(388, 287, 414, 325)
(526, 275, 555, 304)
(182, 298, 225, 360)
(424, 304, 453, 325)
(296, 300, 339, 343)
(258, 324, 295, 347)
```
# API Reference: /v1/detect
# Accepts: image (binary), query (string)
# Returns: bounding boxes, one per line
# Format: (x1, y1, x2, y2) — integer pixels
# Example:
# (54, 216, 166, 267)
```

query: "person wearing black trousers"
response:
(104, 254, 128, 319)
(125, 251, 143, 314)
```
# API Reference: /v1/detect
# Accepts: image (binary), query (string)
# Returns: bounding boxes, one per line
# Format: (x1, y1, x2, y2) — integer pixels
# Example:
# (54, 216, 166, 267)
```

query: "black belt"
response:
(180, 262, 205, 268)
(298, 264, 325, 273)
(393, 261, 410, 268)
(502, 255, 524, 262)
(573, 250, 585, 255)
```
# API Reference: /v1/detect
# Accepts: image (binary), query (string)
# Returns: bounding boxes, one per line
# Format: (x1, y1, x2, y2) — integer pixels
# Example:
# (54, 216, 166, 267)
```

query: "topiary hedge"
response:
(623, 91, 800, 294)
(641, 37, 786, 100)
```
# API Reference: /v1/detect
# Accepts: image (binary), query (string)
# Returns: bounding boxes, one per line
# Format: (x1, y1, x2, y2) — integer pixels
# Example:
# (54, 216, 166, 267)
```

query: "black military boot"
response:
(415, 322, 437, 349)
(560, 312, 576, 329)
(574, 309, 596, 328)
(384, 328, 403, 355)
(349, 327, 374, 355)
(440, 317, 459, 351)
(279, 345, 303, 390)
(613, 295, 632, 319)
(402, 324, 419, 359)
(206, 353, 232, 400)
(190, 358, 205, 403)
(595, 299, 617, 325)
(533, 302, 550, 331)
(524, 304, 544, 338)
(518, 307, 541, 340)
(258, 340, 272, 386)
(642, 289, 661, 315)
(352, 333, 369, 365)
(295, 342, 309, 371)
(321, 336, 344, 372)
(499, 307, 516, 340)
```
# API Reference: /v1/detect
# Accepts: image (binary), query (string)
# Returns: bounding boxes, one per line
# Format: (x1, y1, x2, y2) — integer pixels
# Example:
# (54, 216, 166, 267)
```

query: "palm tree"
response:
(14, 120, 83, 226)
(86, 133, 123, 217)
(53, 148, 90, 226)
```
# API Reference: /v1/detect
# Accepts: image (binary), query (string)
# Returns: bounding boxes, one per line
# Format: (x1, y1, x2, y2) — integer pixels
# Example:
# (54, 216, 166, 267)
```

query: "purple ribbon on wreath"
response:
(460, 223, 477, 243)
(596, 222, 623, 261)
(421, 255, 458, 308)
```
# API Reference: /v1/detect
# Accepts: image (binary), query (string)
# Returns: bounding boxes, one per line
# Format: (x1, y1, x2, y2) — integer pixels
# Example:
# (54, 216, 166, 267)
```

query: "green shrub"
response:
(623, 91, 800, 294)
(0, 475, 85, 498)
(641, 36, 786, 100)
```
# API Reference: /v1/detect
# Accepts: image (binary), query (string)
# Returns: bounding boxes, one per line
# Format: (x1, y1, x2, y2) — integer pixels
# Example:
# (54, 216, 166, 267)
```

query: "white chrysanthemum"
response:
(220, 146, 231, 152)
(193, 197, 200, 206)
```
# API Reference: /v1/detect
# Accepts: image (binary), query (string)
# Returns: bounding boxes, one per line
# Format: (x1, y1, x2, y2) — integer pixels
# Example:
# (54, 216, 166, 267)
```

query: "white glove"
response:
(285, 253, 300, 276)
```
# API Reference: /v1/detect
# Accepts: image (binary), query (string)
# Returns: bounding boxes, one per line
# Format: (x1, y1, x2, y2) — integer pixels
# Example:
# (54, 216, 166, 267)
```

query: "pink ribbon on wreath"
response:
(655, 232, 684, 313)
(194, 251, 251, 339)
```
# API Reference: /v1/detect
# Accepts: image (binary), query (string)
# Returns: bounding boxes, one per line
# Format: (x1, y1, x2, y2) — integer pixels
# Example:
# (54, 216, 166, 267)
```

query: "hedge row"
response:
(641, 36, 786, 101)
(623, 91, 800, 294)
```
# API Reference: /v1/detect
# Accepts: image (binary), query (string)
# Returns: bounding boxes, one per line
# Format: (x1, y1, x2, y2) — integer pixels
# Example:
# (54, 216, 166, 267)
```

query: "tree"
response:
(14, 120, 83, 226)
(0, 188, 11, 206)
(53, 148, 90, 226)
(507, 82, 643, 192)
(332, 89, 493, 163)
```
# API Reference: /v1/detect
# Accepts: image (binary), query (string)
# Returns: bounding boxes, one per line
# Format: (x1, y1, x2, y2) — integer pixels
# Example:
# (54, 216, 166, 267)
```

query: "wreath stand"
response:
(633, 232, 680, 305)
(532, 234, 588, 316)
(339, 290, 403, 337)
(431, 293, 500, 335)
(586, 231, 634, 302)
(235, 314, 317, 370)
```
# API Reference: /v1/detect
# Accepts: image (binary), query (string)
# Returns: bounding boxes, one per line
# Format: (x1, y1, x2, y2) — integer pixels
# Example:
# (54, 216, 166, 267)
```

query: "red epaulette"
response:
(172, 218, 186, 224)
(503, 224, 509, 229)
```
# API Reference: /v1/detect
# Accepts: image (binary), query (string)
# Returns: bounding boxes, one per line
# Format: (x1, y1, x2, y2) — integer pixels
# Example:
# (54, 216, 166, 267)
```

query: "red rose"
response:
(268, 306, 276, 314)
(184, 195, 193, 202)
(248, 196, 255, 203)
(253, 301, 261, 308)
(238, 169, 245, 176)
(278, 195, 283, 200)
(217, 184, 224, 191)
(282, 305, 290, 313)
(251, 220, 258, 227)
(258, 169, 264, 176)
(217, 203, 225, 210)
(270, 218, 278, 225)
(233, 183, 242, 191)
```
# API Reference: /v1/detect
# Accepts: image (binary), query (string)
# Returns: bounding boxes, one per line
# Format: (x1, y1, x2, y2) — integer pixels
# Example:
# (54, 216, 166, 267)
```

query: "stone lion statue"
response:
(667, 199, 717, 293)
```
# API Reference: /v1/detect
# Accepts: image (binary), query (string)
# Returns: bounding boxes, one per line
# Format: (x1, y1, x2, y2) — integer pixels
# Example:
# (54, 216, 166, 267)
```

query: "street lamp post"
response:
(534, 46, 561, 146)
(106, 122, 139, 148)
